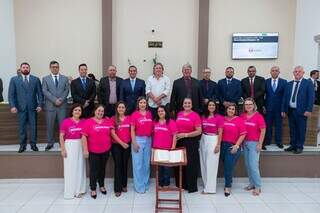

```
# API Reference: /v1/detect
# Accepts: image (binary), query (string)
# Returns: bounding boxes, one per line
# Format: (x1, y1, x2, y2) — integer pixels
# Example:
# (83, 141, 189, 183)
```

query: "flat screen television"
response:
(232, 32, 279, 59)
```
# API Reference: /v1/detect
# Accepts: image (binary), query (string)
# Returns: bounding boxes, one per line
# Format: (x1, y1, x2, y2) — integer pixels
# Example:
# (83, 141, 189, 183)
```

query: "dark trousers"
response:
(175, 136, 200, 192)
(89, 151, 110, 191)
(265, 109, 283, 145)
(220, 142, 241, 188)
(288, 108, 307, 150)
(159, 166, 171, 187)
(82, 104, 94, 118)
(111, 143, 131, 193)
(105, 104, 116, 118)
(149, 107, 157, 119)
(18, 109, 37, 146)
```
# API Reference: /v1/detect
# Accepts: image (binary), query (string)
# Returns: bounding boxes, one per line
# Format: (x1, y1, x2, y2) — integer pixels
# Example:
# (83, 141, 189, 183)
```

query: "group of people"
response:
(5, 61, 318, 199)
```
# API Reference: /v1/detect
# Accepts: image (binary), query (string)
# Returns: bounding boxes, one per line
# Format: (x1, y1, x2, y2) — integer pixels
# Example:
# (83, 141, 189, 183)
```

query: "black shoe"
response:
(284, 146, 296, 152)
(91, 191, 97, 199)
(31, 145, 39, 152)
(45, 144, 53, 151)
(294, 148, 303, 154)
(18, 145, 26, 153)
(277, 144, 284, 149)
(262, 145, 267, 150)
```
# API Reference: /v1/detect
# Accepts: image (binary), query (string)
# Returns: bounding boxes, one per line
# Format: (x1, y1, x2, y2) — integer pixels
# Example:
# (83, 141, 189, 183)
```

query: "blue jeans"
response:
(220, 142, 241, 188)
(131, 136, 152, 193)
(159, 166, 171, 187)
(243, 141, 261, 188)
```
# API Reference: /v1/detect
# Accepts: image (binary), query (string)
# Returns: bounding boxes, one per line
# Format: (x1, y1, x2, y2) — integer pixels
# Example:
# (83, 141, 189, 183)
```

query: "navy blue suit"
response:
(199, 79, 218, 101)
(217, 78, 242, 113)
(281, 78, 314, 149)
(264, 78, 287, 145)
(120, 78, 146, 114)
(8, 75, 43, 146)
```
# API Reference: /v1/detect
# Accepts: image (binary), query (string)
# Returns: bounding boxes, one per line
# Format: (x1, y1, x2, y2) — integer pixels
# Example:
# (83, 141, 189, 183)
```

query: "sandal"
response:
(244, 185, 255, 191)
(252, 188, 261, 196)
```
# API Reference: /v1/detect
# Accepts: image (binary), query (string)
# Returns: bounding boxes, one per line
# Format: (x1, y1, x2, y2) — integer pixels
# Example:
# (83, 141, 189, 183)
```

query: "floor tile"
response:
(267, 203, 301, 213)
(215, 204, 245, 213)
(46, 204, 78, 213)
(75, 204, 105, 213)
(241, 203, 273, 213)
(18, 204, 49, 213)
(294, 203, 320, 213)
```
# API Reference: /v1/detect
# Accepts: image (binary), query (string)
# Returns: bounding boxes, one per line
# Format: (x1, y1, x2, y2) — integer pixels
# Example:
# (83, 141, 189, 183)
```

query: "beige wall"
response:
(208, 0, 297, 81)
(14, 0, 102, 80)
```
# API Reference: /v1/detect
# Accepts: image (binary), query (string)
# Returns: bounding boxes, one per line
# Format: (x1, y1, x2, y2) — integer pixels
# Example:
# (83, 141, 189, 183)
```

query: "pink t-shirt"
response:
(60, 118, 85, 140)
(176, 111, 201, 133)
(202, 114, 223, 134)
(240, 112, 266, 142)
(153, 119, 178, 150)
(81, 118, 114, 153)
(111, 115, 131, 144)
(222, 116, 247, 144)
(131, 110, 153, 136)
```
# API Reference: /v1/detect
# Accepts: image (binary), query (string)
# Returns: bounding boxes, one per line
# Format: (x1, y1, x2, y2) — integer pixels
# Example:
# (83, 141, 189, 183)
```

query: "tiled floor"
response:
(0, 178, 319, 213)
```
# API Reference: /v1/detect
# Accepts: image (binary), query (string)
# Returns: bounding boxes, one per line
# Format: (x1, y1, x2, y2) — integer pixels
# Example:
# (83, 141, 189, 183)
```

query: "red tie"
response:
(250, 78, 254, 98)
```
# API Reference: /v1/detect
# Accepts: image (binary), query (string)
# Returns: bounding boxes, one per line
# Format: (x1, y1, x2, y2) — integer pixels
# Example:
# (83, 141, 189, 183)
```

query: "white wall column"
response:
(0, 0, 17, 102)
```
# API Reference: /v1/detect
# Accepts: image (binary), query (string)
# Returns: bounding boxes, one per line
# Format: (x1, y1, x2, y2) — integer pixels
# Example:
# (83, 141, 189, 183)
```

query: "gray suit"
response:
(42, 74, 69, 145)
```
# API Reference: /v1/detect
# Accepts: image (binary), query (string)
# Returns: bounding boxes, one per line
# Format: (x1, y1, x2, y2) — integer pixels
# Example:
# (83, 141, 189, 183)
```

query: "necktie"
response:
(272, 80, 277, 92)
(24, 75, 28, 84)
(131, 79, 135, 91)
(250, 78, 254, 98)
(227, 79, 231, 85)
(81, 78, 86, 90)
(314, 80, 317, 91)
(54, 76, 58, 88)
(291, 81, 300, 103)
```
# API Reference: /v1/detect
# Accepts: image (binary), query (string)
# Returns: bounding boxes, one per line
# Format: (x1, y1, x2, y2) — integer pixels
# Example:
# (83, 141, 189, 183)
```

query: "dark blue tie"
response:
(82, 78, 86, 90)
(54, 76, 58, 88)
(291, 81, 300, 103)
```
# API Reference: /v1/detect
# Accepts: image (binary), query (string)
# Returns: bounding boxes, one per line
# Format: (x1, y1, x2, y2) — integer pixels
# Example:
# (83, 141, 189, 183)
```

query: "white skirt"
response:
(199, 134, 220, 193)
(64, 139, 86, 199)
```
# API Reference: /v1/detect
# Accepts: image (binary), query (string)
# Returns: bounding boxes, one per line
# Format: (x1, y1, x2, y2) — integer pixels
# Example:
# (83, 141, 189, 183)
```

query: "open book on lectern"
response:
(153, 149, 184, 163)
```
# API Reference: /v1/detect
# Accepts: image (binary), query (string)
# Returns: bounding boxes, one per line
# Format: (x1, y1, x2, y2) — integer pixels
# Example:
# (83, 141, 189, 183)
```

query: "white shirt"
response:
(310, 78, 318, 91)
(146, 75, 171, 108)
(22, 74, 30, 82)
(249, 76, 255, 84)
(289, 79, 302, 108)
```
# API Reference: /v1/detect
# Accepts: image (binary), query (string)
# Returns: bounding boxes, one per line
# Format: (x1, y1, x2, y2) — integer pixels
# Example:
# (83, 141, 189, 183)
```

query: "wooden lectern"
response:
(151, 148, 187, 213)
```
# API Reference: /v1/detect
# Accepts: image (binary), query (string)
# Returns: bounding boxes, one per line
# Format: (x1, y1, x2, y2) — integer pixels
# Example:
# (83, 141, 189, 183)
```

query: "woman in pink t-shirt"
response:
(200, 100, 223, 194)
(81, 105, 114, 199)
(221, 103, 246, 197)
(110, 101, 131, 197)
(60, 104, 86, 199)
(241, 98, 266, 196)
(175, 98, 202, 193)
(153, 105, 178, 188)
(131, 97, 153, 193)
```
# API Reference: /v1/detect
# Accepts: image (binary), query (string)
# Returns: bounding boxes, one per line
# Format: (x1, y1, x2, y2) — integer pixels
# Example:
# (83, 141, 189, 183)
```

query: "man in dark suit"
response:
(71, 64, 96, 118)
(264, 66, 287, 149)
(42, 61, 69, 151)
(99, 65, 123, 117)
(119, 65, 146, 114)
(8, 62, 43, 153)
(309, 70, 320, 105)
(199, 67, 218, 105)
(282, 66, 314, 154)
(241, 66, 265, 113)
(170, 63, 203, 115)
(0, 77, 3, 102)
(217, 67, 242, 113)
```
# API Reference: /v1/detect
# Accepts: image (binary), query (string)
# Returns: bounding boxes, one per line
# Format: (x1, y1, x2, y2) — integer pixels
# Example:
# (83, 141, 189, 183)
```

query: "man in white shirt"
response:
(146, 63, 171, 118)
(309, 70, 320, 105)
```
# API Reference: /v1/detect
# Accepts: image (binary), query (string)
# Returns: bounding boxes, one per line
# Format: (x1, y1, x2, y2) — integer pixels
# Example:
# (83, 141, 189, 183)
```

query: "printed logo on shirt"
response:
(68, 126, 82, 134)
(138, 118, 152, 124)
(176, 117, 190, 122)
(93, 125, 111, 132)
(224, 122, 236, 127)
(118, 124, 130, 129)
(203, 122, 216, 127)
(154, 126, 169, 132)
(245, 122, 256, 127)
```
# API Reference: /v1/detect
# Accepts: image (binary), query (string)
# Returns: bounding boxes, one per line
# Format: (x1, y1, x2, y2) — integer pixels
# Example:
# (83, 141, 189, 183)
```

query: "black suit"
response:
(241, 76, 265, 113)
(0, 78, 3, 102)
(99, 76, 123, 117)
(71, 77, 96, 118)
(312, 79, 320, 105)
(170, 77, 203, 115)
